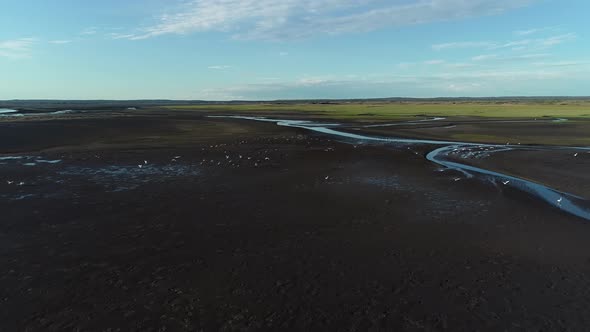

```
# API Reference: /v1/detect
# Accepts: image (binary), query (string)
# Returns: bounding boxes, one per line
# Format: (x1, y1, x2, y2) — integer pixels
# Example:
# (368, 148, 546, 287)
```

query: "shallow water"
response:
(0, 155, 62, 166)
(211, 115, 590, 221)
(0, 109, 18, 114)
(57, 164, 201, 192)
(426, 146, 590, 220)
(1, 160, 201, 202)
(0, 109, 76, 117)
(0, 109, 24, 117)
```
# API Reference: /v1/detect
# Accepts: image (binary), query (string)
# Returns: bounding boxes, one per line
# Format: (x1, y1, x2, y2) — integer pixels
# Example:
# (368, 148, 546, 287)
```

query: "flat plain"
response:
(2, 101, 590, 331)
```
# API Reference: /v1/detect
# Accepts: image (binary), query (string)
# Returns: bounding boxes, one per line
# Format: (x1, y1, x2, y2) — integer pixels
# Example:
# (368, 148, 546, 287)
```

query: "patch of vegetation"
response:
(163, 102, 590, 120)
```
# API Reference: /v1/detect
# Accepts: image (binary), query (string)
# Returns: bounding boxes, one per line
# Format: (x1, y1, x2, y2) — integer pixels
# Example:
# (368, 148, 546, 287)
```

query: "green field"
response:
(164, 101, 590, 120)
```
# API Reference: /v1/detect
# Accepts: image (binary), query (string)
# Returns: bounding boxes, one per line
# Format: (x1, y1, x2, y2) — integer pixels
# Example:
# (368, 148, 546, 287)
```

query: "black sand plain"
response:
(2, 108, 590, 331)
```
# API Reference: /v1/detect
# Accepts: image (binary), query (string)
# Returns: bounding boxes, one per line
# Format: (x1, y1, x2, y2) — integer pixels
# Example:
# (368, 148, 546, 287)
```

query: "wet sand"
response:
(2, 109, 590, 331)
(453, 148, 590, 199)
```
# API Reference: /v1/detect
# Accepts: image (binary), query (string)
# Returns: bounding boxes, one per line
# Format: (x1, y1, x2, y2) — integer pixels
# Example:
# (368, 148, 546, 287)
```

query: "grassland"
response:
(164, 101, 590, 120)
(161, 101, 590, 146)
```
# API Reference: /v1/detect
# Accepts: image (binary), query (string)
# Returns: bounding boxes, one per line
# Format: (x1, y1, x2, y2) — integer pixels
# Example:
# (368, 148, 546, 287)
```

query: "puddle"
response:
(57, 164, 201, 192)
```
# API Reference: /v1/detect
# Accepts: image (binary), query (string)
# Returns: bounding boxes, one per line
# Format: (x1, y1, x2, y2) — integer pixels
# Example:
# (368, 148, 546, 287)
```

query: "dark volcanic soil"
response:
(456, 148, 590, 199)
(2, 110, 590, 331)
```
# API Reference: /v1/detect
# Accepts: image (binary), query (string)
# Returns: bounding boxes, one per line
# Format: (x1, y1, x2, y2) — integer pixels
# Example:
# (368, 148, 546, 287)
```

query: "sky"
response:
(1, 0, 589, 100)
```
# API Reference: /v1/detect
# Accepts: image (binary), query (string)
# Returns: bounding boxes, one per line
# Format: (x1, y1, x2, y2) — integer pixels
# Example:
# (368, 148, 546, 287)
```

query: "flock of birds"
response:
(2, 139, 585, 207)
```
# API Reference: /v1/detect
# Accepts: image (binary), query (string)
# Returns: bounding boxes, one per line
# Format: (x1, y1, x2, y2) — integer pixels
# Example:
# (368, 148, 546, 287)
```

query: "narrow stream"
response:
(210, 115, 590, 221)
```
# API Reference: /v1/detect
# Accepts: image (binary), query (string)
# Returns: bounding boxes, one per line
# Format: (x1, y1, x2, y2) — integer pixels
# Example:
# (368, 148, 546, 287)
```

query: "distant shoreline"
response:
(2, 96, 590, 109)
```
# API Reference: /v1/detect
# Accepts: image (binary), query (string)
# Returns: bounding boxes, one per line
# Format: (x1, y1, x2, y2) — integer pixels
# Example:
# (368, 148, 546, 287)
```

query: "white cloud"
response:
(49, 40, 72, 45)
(192, 65, 589, 100)
(80, 27, 99, 36)
(297, 77, 330, 86)
(434, 33, 576, 54)
(109, 33, 137, 40)
(197, 88, 244, 100)
(532, 61, 588, 67)
(424, 59, 445, 65)
(446, 82, 482, 92)
(493, 34, 576, 50)
(538, 33, 576, 47)
(207, 65, 231, 70)
(444, 62, 476, 69)
(433, 41, 496, 51)
(472, 54, 498, 61)
(124, 0, 533, 40)
(0, 38, 36, 59)
(472, 53, 549, 62)
(514, 26, 559, 36)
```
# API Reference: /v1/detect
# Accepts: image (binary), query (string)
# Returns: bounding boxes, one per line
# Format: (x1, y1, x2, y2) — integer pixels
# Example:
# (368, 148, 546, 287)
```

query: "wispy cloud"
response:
(424, 59, 446, 65)
(537, 33, 576, 47)
(433, 41, 496, 51)
(296, 77, 331, 86)
(49, 40, 72, 45)
(207, 65, 231, 70)
(193, 65, 589, 100)
(434, 33, 576, 53)
(514, 26, 560, 36)
(108, 32, 137, 40)
(493, 33, 576, 51)
(472, 53, 549, 62)
(532, 61, 588, 68)
(0, 38, 36, 59)
(122, 0, 534, 41)
(80, 27, 99, 36)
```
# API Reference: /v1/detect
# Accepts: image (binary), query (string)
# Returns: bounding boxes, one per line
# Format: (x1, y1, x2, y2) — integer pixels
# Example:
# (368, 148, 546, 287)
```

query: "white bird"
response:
(138, 165, 143, 168)
(574, 153, 579, 157)
(502, 180, 510, 185)
(7, 181, 14, 185)
(325, 176, 330, 180)
(17, 182, 25, 186)
(144, 160, 148, 164)
(454, 178, 461, 182)
(557, 197, 563, 204)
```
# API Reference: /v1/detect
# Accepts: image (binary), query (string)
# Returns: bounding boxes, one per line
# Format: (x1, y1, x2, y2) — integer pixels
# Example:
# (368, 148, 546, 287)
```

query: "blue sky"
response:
(1, 0, 589, 100)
